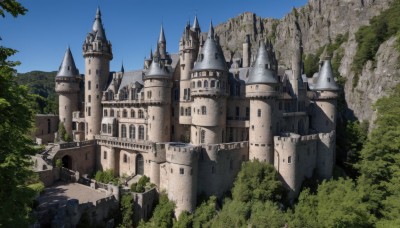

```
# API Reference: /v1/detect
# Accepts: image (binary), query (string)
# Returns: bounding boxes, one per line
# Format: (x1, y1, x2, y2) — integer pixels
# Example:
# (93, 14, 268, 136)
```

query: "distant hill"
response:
(15, 71, 58, 114)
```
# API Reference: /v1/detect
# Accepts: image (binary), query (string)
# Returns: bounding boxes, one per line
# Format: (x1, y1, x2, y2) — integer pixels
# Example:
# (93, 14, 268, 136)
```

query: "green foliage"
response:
(55, 158, 62, 168)
(291, 178, 375, 227)
(232, 160, 286, 203)
(119, 194, 134, 228)
(130, 175, 151, 193)
(192, 196, 217, 228)
(249, 201, 287, 228)
(27, 182, 45, 195)
(0, 2, 41, 227)
(138, 192, 175, 228)
(94, 169, 116, 184)
(211, 199, 249, 227)
(356, 84, 400, 219)
(173, 211, 193, 228)
(77, 210, 91, 228)
(352, 0, 400, 80)
(15, 71, 58, 114)
(58, 123, 72, 142)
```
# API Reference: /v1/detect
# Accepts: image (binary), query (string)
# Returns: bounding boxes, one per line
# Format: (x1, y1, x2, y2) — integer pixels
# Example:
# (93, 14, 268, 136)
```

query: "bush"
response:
(119, 194, 134, 228)
(94, 169, 115, 184)
(27, 182, 45, 194)
(55, 159, 62, 168)
(130, 175, 150, 193)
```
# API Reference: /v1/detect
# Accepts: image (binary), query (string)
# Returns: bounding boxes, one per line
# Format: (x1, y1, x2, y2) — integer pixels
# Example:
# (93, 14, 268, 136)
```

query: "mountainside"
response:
(215, 0, 399, 125)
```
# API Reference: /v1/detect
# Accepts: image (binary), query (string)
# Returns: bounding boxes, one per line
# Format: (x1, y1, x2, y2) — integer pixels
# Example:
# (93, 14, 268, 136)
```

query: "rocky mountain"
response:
(215, 0, 399, 126)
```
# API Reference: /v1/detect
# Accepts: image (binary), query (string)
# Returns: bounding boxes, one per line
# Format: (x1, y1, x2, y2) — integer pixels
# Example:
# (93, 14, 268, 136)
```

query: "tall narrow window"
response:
(88, 95, 91, 103)
(201, 106, 207, 115)
(88, 81, 91, 90)
(123, 154, 128, 163)
(131, 110, 135, 118)
(88, 107, 91, 116)
(121, 125, 127, 138)
(288, 156, 292, 164)
(197, 81, 202, 88)
(236, 106, 240, 118)
(129, 125, 135, 139)
(139, 110, 144, 118)
(47, 119, 51, 134)
(139, 126, 144, 140)
(257, 109, 261, 117)
(200, 130, 205, 144)
(103, 151, 107, 159)
(123, 109, 127, 118)
(204, 80, 208, 88)
(110, 109, 114, 117)
(104, 110, 108, 117)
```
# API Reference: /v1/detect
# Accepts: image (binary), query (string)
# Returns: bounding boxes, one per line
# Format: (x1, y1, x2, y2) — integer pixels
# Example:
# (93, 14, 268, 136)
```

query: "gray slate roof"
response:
(56, 47, 79, 77)
(310, 59, 340, 91)
(192, 15, 200, 31)
(192, 22, 227, 71)
(246, 41, 278, 85)
(92, 7, 107, 41)
(159, 25, 166, 43)
(118, 70, 143, 89)
(145, 59, 170, 78)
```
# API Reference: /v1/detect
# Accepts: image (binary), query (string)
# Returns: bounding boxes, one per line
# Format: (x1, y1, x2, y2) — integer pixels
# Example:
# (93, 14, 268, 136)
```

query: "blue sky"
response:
(1, 0, 308, 73)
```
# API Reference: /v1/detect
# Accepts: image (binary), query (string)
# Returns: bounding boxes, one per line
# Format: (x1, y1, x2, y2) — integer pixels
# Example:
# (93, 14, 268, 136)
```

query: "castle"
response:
(53, 8, 339, 216)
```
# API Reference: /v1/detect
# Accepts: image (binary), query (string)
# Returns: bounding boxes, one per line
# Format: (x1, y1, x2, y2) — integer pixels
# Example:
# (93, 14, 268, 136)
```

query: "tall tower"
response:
(144, 41, 173, 142)
(190, 22, 228, 145)
(178, 16, 201, 132)
(55, 47, 81, 138)
(82, 7, 113, 140)
(245, 41, 279, 163)
(242, 34, 251, 68)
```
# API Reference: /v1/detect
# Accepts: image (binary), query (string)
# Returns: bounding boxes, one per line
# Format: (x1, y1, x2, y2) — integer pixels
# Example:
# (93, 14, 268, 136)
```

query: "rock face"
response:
(214, 0, 399, 124)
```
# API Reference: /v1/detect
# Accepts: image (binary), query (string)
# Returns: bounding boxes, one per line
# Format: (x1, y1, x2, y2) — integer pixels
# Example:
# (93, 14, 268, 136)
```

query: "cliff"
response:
(215, 0, 399, 125)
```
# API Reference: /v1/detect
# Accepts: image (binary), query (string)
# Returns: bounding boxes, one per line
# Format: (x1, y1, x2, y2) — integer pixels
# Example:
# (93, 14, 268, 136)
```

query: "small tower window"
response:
(211, 80, 215, 87)
(181, 107, 184, 116)
(180, 168, 184, 175)
(123, 154, 128, 163)
(88, 81, 91, 90)
(288, 156, 292, 164)
(88, 107, 91, 116)
(110, 109, 114, 117)
(139, 110, 144, 118)
(327, 78, 331, 82)
(88, 95, 91, 103)
(89, 69, 91, 75)
(103, 151, 107, 159)
(204, 80, 208, 88)
(197, 81, 202, 88)
(129, 125, 135, 139)
(121, 124, 127, 138)
(123, 109, 127, 118)
(201, 130, 205, 144)
(201, 106, 207, 115)
(131, 110, 135, 118)
(139, 125, 145, 140)
(258, 109, 261, 117)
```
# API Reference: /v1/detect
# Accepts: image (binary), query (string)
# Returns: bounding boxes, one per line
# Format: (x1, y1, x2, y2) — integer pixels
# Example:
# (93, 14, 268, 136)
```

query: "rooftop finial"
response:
(96, 6, 101, 19)
(150, 48, 153, 59)
(193, 14, 200, 31)
(159, 24, 166, 43)
(207, 20, 214, 39)
(121, 61, 125, 73)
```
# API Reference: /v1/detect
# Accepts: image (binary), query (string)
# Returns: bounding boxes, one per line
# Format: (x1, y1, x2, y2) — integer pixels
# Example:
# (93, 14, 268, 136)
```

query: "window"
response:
(204, 80, 208, 88)
(47, 119, 51, 134)
(102, 124, 107, 133)
(192, 81, 195, 88)
(211, 80, 215, 87)
(139, 125, 144, 140)
(131, 110, 135, 118)
(197, 81, 202, 88)
(103, 151, 107, 159)
(184, 89, 187, 100)
(258, 109, 261, 117)
(129, 125, 135, 139)
(88, 81, 91, 90)
(96, 69, 99, 75)
(89, 69, 91, 75)
(147, 90, 152, 99)
(180, 168, 184, 175)
(88, 95, 91, 103)
(139, 110, 144, 118)
(110, 109, 114, 117)
(88, 107, 91, 116)
(252, 125, 254, 130)
(123, 154, 128, 163)
(201, 106, 207, 115)
(216, 81, 220, 88)
(181, 107, 184, 116)
(246, 107, 250, 119)
(121, 125, 127, 138)
(123, 109, 127, 118)
(288, 156, 292, 164)
(201, 130, 205, 143)
(170, 168, 173, 173)
(108, 125, 111, 134)
(235, 106, 240, 117)
(104, 110, 108, 117)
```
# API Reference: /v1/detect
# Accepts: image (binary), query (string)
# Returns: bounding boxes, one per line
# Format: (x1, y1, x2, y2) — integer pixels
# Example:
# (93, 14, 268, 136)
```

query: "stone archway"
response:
(62, 155, 72, 169)
(136, 154, 144, 175)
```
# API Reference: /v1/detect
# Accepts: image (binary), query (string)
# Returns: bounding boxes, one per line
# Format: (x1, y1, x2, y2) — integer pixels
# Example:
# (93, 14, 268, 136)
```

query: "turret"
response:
(190, 21, 228, 145)
(246, 41, 279, 163)
(242, 34, 251, 68)
(82, 7, 113, 140)
(143, 39, 172, 142)
(178, 16, 201, 127)
(55, 47, 81, 138)
(158, 25, 167, 59)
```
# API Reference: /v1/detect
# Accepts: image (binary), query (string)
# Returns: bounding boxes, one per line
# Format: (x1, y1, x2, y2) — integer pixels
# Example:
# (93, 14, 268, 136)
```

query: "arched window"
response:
(204, 80, 208, 88)
(147, 90, 152, 99)
(102, 124, 107, 133)
(109, 91, 114, 100)
(216, 81, 220, 88)
(129, 125, 135, 139)
(201, 106, 207, 115)
(107, 124, 112, 134)
(123, 154, 128, 163)
(197, 81, 202, 88)
(211, 80, 215, 87)
(131, 110, 135, 118)
(110, 109, 114, 117)
(104, 109, 108, 117)
(192, 81, 195, 88)
(139, 126, 145, 140)
(123, 109, 128, 118)
(138, 110, 144, 118)
(121, 124, 127, 138)
(201, 130, 205, 144)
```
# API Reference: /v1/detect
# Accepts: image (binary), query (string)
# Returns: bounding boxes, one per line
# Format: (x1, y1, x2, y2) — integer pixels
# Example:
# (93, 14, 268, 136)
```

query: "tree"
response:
(138, 192, 175, 228)
(0, 1, 41, 226)
(119, 194, 134, 228)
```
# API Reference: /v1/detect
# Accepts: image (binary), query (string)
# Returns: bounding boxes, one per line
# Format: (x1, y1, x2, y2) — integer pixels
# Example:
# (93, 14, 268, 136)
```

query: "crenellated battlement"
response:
(275, 133, 318, 144)
(166, 143, 201, 166)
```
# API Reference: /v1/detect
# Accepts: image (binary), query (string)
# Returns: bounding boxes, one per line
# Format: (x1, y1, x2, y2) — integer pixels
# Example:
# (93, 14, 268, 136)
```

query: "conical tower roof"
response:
(145, 58, 170, 78)
(92, 7, 107, 41)
(246, 41, 277, 85)
(56, 47, 79, 77)
(159, 24, 166, 43)
(192, 15, 200, 31)
(193, 21, 226, 71)
(312, 59, 340, 91)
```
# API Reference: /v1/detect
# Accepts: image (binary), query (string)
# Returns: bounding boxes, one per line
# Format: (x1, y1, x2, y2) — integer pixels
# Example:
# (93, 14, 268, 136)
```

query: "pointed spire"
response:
(246, 41, 277, 85)
(192, 14, 200, 31)
(57, 47, 79, 77)
(96, 6, 101, 19)
(92, 7, 107, 41)
(312, 58, 340, 91)
(159, 24, 166, 43)
(207, 20, 214, 39)
(150, 48, 153, 59)
(121, 61, 125, 73)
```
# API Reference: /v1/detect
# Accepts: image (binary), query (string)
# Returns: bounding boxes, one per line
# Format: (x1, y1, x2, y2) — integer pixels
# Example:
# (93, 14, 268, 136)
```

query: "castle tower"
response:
(55, 47, 81, 138)
(144, 44, 172, 142)
(190, 21, 228, 145)
(246, 41, 278, 163)
(242, 34, 251, 68)
(291, 23, 305, 112)
(158, 25, 167, 59)
(310, 57, 339, 179)
(82, 7, 113, 140)
(178, 16, 201, 130)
